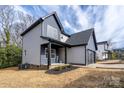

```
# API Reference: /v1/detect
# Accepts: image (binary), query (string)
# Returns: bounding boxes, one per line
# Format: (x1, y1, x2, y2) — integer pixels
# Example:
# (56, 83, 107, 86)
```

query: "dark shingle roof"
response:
(66, 28, 94, 45)
(97, 41, 108, 44)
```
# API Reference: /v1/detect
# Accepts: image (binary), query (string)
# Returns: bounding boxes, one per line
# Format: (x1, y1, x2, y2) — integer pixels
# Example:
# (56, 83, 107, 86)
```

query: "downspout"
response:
(85, 45, 87, 65)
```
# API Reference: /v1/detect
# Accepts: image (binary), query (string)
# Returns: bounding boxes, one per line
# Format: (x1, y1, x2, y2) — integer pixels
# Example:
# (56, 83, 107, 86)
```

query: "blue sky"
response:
(14, 5, 124, 48)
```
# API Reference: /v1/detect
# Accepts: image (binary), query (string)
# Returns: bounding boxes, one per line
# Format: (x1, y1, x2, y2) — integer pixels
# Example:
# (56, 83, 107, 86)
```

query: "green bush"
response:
(0, 45, 22, 68)
(112, 52, 118, 60)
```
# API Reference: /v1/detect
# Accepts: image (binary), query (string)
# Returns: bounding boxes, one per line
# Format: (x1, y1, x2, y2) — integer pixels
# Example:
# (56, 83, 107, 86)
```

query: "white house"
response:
(96, 41, 111, 60)
(21, 12, 97, 68)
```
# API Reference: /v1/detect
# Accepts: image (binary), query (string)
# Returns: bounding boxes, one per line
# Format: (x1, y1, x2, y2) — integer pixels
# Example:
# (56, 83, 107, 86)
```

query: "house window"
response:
(47, 25, 58, 39)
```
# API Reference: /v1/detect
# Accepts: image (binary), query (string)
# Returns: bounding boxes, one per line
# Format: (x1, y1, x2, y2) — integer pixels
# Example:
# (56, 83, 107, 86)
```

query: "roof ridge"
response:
(70, 28, 94, 36)
(42, 11, 57, 20)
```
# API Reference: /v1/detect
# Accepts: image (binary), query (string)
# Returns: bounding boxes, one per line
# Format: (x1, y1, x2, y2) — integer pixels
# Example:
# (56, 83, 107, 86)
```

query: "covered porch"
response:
(40, 37, 70, 69)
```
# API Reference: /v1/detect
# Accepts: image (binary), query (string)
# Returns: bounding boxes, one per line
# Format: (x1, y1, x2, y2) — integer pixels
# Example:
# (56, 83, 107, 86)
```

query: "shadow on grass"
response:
(63, 69, 124, 88)
(0, 66, 48, 71)
(63, 72, 103, 88)
(45, 66, 79, 75)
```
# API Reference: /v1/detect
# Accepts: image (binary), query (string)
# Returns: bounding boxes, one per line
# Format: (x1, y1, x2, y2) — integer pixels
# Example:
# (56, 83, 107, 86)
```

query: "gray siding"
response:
(22, 23, 48, 65)
(86, 34, 96, 64)
(59, 48, 65, 63)
(42, 15, 61, 40)
(67, 46, 85, 64)
(86, 33, 96, 51)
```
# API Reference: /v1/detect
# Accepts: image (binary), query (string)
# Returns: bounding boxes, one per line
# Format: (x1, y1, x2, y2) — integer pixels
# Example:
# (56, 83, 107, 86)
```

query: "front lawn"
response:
(0, 66, 124, 87)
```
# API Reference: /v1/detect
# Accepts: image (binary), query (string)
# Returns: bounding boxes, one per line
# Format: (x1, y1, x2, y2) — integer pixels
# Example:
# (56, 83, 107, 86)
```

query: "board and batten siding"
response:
(67, 46, 85, 64)
(22, 23, 48, 65)
(58, 48, 65, 63)
(42, 15, 61, 40)
(86, 34, 96, 65)
(86, 33, 96, 51)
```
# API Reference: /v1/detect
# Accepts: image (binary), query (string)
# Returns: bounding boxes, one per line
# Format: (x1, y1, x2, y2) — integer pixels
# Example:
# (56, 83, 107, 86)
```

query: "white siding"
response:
(60, 34, 69, 42)
(96, 44, 108, 60)
(67, 46, 85, 64)
(22, 23, 48, 65)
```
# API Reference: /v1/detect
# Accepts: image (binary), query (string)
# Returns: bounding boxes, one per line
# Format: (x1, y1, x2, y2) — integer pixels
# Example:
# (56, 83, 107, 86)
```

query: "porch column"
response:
(47, 42, 51, 69)
(65, 47, 67, 64)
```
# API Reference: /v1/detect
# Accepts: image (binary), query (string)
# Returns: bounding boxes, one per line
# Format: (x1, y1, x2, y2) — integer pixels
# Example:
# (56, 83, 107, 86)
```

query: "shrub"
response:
(52, 64, 72, 71)
(112, 52, 118, 59)
(0, 45, 22, 68)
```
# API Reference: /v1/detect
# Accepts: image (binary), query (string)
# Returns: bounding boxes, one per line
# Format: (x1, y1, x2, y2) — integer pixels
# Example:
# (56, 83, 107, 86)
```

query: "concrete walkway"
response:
(88, 60, 124, 69)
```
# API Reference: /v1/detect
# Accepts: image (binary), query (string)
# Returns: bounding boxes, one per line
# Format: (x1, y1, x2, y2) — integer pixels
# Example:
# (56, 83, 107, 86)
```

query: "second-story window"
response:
(47, 25, 58, 39)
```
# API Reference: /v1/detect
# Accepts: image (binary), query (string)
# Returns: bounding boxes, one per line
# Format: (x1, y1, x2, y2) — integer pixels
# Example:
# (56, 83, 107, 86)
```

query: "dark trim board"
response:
(21, 18, 43, 36)
(69, 63, 86, 66)
(87, 49, 96, 64)
(85, 46, 86, 65)
(21, 12, 70, 37)
(65, 47, 67, 64)
(47, 42, 51, 69)
(41, 36, 71, 47)
(87, 49, 95, 52)
(40, 45, 42, 67)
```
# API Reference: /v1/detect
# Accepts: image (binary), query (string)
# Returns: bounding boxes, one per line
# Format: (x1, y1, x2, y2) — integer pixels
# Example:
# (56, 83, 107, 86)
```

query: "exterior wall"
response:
(22, 23, 48, 65)
(96, 44, 105, 60)
(60, 34, 69, 42)
(86, 34, 96, 64)
(86, 34, 96, 51)
(58, 48, 65, 63)
(67, 46, 85, 64)
(42, 15, 61, 40)
(96, 43, 108, 60)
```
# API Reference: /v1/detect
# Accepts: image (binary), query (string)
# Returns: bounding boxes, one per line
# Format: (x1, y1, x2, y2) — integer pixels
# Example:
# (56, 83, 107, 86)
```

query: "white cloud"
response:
(71, 6, 93, 31)
(18, 5, 124, 48)
(14, 5, 32, 15)
(63, 20, 77, 32)
(94, 6, 124, 48)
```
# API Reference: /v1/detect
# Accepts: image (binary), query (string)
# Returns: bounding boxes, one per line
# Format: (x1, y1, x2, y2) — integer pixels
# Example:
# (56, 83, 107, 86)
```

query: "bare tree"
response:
(11, 11, 36, 47)
(0, 5, 36, 47)
(0, 6, 15, 47)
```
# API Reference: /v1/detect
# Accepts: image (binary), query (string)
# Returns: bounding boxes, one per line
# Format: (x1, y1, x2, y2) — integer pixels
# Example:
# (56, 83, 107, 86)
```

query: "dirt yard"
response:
(0, 66, 124, 88)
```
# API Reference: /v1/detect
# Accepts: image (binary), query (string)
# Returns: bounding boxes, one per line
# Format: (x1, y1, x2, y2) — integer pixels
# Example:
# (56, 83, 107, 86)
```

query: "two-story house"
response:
(21, 12, 97, 68)
(96, 41, 111, 60)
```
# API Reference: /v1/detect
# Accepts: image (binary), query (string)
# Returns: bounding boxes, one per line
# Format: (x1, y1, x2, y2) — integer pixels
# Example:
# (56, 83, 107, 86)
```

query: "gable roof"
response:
(66, 28, 97, 50)
(97, 41, 108, 45)
(21, 12, 69, 37)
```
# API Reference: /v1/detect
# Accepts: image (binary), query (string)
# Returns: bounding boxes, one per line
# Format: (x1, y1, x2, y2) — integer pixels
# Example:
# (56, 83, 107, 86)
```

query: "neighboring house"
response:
(21, 12, 97, 68)
(112, 48, 124, 59)
(0, 41, 6, 47)
(96, 41, 111, 60)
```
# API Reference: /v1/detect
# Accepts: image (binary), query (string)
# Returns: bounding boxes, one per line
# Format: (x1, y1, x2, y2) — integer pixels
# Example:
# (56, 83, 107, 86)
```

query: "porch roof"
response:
(40, 36, 71, 47)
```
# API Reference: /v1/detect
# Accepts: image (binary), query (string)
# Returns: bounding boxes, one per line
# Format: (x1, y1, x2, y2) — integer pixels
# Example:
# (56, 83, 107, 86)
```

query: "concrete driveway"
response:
(88, 60, 124, 69)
